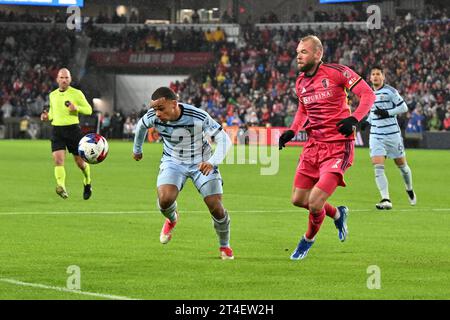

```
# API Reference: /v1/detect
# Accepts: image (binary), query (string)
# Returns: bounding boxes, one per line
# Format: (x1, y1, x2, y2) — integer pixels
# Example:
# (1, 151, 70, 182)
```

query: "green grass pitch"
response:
(0, 140, 449, 299)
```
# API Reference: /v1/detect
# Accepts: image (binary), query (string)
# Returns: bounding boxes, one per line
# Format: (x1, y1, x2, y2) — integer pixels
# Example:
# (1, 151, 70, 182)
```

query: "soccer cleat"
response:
(55, 185, 68, 199)
(220, 246, 234, 260)
(334, 206, 349, 242)
(160, 213, 178, 244)
(290, 236, 314, 260)
(406, 190, 416, 206)
(376, 199, 392, 210)
(83, 184, 92, 200)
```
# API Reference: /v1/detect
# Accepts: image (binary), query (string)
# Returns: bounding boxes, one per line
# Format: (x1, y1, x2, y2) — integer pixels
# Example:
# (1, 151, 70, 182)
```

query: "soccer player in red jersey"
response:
(278, 35, 376, 260)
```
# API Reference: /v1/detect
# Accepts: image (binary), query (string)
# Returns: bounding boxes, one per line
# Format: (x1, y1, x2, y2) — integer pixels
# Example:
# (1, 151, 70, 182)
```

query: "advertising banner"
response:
(90, 51, 214, 68)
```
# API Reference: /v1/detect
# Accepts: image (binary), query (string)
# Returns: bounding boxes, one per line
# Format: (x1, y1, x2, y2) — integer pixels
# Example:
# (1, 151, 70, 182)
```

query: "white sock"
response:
(374, 164, 389, 199)
(397, 164, 413, 191)
(157, 200, 177, 223)
(212, 210, 230, 247)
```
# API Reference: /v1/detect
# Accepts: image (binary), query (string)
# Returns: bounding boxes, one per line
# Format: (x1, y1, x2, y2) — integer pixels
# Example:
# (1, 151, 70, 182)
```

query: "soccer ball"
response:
(78, 133, 109, 164)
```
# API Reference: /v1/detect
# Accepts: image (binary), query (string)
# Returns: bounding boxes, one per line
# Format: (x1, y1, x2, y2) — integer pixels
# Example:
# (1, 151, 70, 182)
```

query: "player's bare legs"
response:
(291, 187, 311, 209)
(291, 174, 339, 220)
(157, 184, 179, 244)
(394, 157, 416, 205)
(204, 194, 233, 260)
(53, 150, 65, 166)
(204, 194, 225, 220)
(371, 155, 392, 209)
(74, 154, 92, 200)
(52, 150, 68, 199)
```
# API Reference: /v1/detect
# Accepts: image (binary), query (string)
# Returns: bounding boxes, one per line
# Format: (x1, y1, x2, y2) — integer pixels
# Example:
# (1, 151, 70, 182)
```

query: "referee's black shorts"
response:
(51, 124, 84, 155)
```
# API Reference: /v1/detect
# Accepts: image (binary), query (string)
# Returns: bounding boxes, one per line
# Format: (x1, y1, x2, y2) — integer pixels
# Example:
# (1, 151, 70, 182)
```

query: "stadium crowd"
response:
(86, 25, 227, 52)
(172, 18, 449, 132)
(1, 10, 449, 136)
(0, 27, 75, 118)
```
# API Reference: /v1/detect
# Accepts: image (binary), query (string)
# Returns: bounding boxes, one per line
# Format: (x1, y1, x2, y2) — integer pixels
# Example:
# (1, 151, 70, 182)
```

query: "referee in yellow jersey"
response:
(40, 68, 93, 200)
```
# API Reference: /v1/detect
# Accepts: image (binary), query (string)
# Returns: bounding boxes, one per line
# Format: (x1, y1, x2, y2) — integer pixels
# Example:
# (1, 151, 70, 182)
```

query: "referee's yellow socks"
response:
(82, 163, 91, 185)
(54, 166, 66, 188)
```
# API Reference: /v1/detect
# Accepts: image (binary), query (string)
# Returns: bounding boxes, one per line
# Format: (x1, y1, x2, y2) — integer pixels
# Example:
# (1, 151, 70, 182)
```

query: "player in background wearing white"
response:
(364, 66, 416, 209)
(132, 87, 234, 259)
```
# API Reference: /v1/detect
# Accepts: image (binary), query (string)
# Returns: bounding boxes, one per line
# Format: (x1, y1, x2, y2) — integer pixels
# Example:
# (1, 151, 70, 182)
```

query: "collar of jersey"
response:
(304, 61, 323, 78)
(173, 103, 184, 122)
(58, 86, 71, 93)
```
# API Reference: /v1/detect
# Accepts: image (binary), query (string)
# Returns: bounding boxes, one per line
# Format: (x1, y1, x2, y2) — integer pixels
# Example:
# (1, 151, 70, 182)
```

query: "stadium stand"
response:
(0, 6, 448, 138)
(174, 18, 449, 131)
(0, 27, 75, 118)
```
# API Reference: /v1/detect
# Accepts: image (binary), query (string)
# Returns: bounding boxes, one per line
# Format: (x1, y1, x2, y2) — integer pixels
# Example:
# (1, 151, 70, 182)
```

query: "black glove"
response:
(336, 116, 358, 137)
(279, 130, 295, 150)
(360, 120, 370, 131)
(374, 107, 390, 119)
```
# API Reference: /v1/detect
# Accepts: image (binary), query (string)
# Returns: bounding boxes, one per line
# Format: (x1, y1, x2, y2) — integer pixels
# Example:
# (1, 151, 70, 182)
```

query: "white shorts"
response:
(369, 133, 405, 159)
(157, 160, 223, 198)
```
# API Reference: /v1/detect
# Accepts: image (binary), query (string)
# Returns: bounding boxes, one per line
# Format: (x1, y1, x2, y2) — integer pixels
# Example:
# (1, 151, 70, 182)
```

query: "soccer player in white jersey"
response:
(366, 66, 416, 210)
(132, 87, 234, 259)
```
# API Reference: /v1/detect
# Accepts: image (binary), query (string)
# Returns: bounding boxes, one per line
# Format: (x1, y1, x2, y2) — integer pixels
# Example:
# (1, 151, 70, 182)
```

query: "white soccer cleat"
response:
(376, 199, 392, 210)
(406, 190, 417, 206)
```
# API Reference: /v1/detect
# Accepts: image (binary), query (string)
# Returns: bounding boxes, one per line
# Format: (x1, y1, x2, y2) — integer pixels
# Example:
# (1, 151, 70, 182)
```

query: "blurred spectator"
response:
(428, 110, 442, 131)
(123, 117, 136, 140)
(111, 111, 125, 138)
(212, 27, 226, 43)
(18, 116, 29, 139)
(192, 10, 200, 24)
(101, 112, 111, 138)
(406, 107, 426, 133)
(443, 113, 450, 131)
(221, 11, 233, 23)
(129, 11, 139, 24)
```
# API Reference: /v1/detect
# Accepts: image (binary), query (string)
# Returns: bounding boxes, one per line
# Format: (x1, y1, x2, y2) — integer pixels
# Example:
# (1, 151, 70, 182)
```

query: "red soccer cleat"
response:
(220, 246, 234, 260)
(159, 213, 178, 244)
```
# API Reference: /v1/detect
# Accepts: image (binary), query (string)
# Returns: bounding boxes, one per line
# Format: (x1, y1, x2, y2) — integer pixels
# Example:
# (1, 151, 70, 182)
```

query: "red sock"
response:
(305, 208, 326, 240)
(324, 202, 337, 219)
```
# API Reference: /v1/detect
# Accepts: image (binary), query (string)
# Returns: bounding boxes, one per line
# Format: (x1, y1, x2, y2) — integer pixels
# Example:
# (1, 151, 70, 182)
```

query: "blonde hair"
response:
(300, 35, 323, 53)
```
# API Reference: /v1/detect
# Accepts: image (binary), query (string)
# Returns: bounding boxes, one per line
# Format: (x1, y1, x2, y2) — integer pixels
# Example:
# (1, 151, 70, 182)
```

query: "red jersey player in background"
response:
(278, 35, 376, 260)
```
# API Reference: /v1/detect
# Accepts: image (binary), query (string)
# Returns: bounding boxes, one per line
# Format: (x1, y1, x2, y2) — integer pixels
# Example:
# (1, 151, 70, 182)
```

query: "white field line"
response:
(0, 278, 140, 300)
(0, 208, 449, 216)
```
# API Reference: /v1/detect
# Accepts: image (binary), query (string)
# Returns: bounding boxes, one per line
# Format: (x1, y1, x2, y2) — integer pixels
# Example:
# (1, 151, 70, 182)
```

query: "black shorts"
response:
(51, 124, 84, 155)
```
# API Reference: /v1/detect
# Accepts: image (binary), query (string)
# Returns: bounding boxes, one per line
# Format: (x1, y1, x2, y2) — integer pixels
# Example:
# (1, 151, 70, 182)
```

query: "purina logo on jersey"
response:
(322, 79, 329, 89)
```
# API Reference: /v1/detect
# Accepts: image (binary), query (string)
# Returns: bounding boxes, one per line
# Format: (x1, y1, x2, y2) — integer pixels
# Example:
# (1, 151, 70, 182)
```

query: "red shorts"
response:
(294, 139, 354, 190)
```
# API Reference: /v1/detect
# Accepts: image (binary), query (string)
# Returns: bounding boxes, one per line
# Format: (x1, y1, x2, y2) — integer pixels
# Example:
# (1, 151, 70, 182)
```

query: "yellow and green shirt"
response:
(48, 86, 92, 126)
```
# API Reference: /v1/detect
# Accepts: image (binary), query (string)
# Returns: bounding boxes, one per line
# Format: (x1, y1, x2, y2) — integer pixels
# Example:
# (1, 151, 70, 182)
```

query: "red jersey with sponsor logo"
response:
(291, 62, 363, 142)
